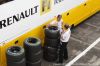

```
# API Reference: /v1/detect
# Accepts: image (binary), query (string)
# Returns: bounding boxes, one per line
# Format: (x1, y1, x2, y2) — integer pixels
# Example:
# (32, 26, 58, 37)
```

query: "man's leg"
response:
(58, 44, 64, 63)
(63, 42, 68, 60)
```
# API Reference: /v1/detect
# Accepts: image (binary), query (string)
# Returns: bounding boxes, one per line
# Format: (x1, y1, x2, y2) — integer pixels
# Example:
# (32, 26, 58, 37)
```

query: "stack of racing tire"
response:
(6, 46, 26, 66)
(43, 26, 60, 62)
(24, 37, 42, 66)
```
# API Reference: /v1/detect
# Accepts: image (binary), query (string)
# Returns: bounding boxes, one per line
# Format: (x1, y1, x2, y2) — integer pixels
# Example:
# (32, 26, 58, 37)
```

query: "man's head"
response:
(57, 15, 62, 21)
(64, 24, 70, 30)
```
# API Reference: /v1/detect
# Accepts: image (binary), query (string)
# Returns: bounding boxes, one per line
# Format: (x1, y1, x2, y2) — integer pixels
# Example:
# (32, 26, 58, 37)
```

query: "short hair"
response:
(57, 15, 62, 19)
(64, 24, 69, 29)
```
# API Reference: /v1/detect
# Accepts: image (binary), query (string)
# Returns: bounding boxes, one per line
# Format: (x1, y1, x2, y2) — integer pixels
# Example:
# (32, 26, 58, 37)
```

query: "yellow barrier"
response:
(0, 0, 100, 66)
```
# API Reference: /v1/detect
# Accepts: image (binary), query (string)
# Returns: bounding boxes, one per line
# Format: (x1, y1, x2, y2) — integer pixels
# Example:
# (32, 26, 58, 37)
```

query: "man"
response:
(58, 24, 71, 63)
(49, 15, 63, 33)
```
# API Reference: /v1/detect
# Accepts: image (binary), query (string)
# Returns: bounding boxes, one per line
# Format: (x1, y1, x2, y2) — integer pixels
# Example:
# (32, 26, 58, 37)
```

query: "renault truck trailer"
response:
(0, 0, 100, 66)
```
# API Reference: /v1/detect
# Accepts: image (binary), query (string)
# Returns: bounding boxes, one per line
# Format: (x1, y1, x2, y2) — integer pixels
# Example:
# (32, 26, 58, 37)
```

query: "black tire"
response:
(6, 46, 25, 62)
(43, 46, 57, 54)
(24, 37, 42, 63)
(26, 60, 41, 66)
(43, 52, 57, 62)
(24, 37, 41, 54)
(7, 58, 26, 66)
(44, 37, 60, 48)
(26, 50, 42, 63)
(45, 26, 60, 39)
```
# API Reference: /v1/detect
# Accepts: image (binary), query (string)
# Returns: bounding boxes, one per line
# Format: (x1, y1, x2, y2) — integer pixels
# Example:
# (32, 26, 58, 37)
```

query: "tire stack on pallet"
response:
(6, 46, 26, 66)
(43, 26, 60, 62)
(24, 37, 42, 66)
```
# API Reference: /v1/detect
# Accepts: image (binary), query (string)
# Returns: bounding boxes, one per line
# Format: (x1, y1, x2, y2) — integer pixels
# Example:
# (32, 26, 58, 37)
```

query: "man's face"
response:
(57, 17, 61, 21)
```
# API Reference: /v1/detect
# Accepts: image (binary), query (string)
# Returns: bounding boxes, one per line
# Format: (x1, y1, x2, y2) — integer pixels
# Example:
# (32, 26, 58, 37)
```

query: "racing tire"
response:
(43, 52, 58, 62)
(26, 60, 41, 66)
(44, 37, 60, 48)
(43, 46, 57, 54)
(24, 37, 42, 63)
(24, 37, 41, 54)
(6, 46, 25, 62)
(7, 58, 26, 66)
(26, 50, 42, 63)
(45, 26, 60, 39)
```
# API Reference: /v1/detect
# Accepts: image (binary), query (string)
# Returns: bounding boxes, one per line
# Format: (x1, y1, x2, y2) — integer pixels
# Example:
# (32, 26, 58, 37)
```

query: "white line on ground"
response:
(65, 38, 100, 66)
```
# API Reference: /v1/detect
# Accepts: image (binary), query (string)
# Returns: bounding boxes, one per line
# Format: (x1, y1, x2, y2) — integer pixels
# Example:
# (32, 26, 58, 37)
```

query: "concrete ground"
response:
(42, 12, 100, 66)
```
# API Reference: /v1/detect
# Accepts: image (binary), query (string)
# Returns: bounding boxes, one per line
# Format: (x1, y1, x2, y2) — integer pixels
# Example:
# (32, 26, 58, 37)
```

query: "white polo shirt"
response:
(61, 28, 71, 42)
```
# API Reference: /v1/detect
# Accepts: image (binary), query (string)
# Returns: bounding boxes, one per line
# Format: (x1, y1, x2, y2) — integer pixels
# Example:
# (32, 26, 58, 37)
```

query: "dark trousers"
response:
(58, 42, 68, 63)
